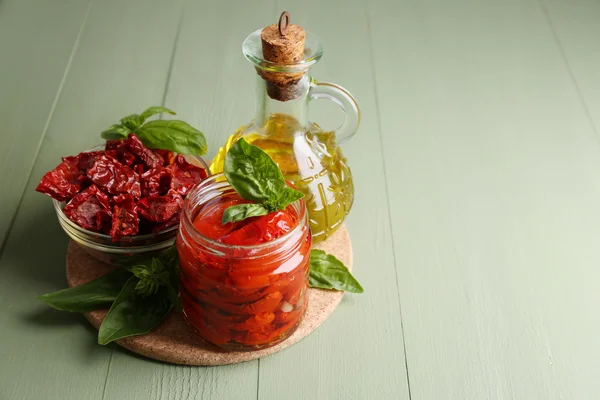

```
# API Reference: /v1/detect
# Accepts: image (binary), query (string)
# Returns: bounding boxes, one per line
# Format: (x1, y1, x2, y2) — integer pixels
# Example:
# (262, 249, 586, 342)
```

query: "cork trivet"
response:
(259, 12, 306, 101)
(66, 225, 353, 365)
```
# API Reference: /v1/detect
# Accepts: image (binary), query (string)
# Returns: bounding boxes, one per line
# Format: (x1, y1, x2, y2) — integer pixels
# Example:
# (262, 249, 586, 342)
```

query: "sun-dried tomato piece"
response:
(154, 149, 175, 166)
(219, 210, 295, 245)
(62, 151, 104, 176)
(140, 167, 172, 197)
(105, 140, 127, 151)
(113, 193, 135, 211)
(63, 185, 107, 231)
(110, 205, 139, 241)
(96, 208, 113, 234)
(118, 151, 137, 166)
(133, 163, 145, 176)
(151, 211, 180, 232)
(136, 190, 183, 223)
(95, 187, 111, 209)
(126, 134, 163, 168)
(170, 154, 208, 196)
(88, 155, 141, 199)
(36, 160, 81, 201)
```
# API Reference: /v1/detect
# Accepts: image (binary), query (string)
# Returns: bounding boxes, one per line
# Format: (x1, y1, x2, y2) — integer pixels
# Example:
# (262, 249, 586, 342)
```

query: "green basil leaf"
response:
(120, 114, 143, 131)
(101, 124, 130, 140)
(309, 250, 364, 293)
(139, 106, 176, 122)
(137, 120, 207, 156)
(275, 187, 304, 209)
(98, 276, 172, 345)
(224, 138, 286, 205)
(222, 203, 270, 224)
(131, 258, 169, 296)
(38, 268, 132, 312)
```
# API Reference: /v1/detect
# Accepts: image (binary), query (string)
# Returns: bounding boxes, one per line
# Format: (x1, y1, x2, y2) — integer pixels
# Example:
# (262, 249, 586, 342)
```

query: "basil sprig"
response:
(222, 138, 304, 223)
(309, 250, 364, 293)
(38, 247, 180, 345)
(101, 106, 207, 156)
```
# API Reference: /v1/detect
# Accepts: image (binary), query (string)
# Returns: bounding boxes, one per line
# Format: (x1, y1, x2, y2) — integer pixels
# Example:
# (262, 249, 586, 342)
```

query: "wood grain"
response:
(370, 0, 600, 398)
(0, 0, 90, 247)
(540, 0, 600, 133)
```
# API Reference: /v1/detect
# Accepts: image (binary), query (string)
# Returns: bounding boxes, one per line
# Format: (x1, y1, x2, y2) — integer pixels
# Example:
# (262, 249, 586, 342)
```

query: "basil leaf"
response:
(224, 138, 286, 205)
(101, 124, 130, 140)
(38, 268, 132, 312)
(309, 250, 364, 293)
(132, 258, 170, 296)
(222, 203, 269, 224)
(275, 187, 304, 209)
(98, 276, 172, 345)
(137, 120, 207, 156)
(139, 106, 175, 122)
(120, 114, 143, 131)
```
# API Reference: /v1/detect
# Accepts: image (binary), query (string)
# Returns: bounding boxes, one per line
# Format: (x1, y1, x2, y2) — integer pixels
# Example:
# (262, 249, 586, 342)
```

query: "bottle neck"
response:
(255, 74, 311, 130)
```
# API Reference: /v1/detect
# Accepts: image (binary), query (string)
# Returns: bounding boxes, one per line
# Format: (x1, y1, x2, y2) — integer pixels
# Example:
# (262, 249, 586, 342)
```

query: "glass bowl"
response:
(53, 145, 210, 265)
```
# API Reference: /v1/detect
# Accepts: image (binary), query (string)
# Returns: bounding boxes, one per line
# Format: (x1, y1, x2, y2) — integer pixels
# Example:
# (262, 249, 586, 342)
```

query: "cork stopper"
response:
(259, 12, 306, 101)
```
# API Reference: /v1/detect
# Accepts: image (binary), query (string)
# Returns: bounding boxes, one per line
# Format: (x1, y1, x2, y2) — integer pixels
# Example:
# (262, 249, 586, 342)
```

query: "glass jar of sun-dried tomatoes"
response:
(176, 174, 311, 351)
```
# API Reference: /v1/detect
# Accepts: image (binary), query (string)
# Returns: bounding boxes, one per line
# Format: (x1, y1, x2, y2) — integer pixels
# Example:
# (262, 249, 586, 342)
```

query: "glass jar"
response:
(209, 28, 359, 243)
(176, 174, 311, 351)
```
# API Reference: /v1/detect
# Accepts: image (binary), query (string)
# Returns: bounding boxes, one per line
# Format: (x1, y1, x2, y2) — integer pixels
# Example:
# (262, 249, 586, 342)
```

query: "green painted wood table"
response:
(1, 0, 600, 399)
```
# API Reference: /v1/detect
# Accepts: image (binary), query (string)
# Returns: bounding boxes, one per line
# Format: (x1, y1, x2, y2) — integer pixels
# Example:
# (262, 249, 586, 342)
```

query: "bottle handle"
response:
(308, 79, 360, 145)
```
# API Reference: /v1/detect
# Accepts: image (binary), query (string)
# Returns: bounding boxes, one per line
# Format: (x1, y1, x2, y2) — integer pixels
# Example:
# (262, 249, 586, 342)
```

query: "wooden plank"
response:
(540, 0, 600, 132)
(0, 0, 90, 247)
(103, 349, 258, 400)
(0, 1, 189, 399)
(257, 1, 411, 399)
(100, 0, 270, 398)
(370, 0, 600, 398)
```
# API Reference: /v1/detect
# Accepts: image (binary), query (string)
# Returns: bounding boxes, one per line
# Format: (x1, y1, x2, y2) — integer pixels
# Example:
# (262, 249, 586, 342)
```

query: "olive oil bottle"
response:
(211, 14, 359, 242)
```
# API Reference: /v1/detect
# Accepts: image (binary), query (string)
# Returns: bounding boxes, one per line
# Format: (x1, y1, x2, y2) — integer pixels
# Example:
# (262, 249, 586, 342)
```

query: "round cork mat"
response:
(66, 225, 352, 366)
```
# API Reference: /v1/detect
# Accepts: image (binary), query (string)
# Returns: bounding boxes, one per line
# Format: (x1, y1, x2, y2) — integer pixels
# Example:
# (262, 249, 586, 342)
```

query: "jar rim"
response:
(181, 173, 308, 252)
(242, 29, 323, 73)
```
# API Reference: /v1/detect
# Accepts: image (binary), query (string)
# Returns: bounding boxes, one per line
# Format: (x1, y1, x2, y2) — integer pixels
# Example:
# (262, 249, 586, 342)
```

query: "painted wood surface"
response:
(1, 0, 599, 399)
(0, 0, 90, 247)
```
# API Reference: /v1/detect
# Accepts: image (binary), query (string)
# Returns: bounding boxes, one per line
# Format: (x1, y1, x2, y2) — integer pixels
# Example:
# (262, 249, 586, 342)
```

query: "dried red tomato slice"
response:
(96, 209, 113, 234)
(151, 211, 181, 232)
(171, 154, 208, 196)
(154, 149, 175, 165)
(105, 140, 127, 151)
(113, 193, 135, 211)
(88, 155, 141, 199)
(136, 190, 183, 223)
(36, 160, 81, 201)
(126, 134, 163, 168)
(119, 151, 137, 166)
(219, 210, 296, 245)
(110, 205, 139, 241)
(63, 185, 107, 231)
(140, 167, 172, 197)
(62, 151, 104, 175)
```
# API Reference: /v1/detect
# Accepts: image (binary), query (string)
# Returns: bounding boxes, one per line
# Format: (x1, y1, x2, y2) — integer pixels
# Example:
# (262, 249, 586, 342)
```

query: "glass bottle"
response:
(210, 27, 360, 243)
(177, 174, 311, 351)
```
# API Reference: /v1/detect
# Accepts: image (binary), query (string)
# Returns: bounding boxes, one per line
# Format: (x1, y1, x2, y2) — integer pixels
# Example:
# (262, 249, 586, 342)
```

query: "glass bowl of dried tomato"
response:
(176, 174, 311, 351)
(39, 136, 210, 265)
